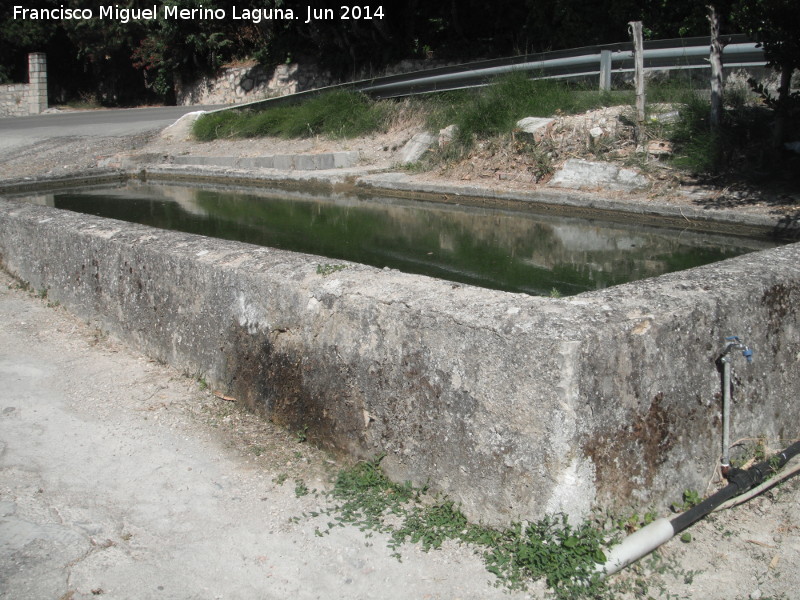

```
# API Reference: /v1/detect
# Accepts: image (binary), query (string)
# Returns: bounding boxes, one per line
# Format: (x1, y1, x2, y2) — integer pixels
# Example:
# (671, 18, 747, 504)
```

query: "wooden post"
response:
(708, 5, 724, 130)
(600, 49, 612, 91)
(629, 21, 645, 146)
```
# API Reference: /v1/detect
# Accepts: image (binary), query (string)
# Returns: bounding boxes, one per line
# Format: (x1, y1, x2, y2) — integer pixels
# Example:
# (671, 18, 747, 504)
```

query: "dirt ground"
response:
(1, 110, 799, 599)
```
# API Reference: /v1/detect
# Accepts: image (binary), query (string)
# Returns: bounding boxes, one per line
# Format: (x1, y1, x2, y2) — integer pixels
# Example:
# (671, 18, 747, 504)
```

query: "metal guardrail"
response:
(223, 35, 766, 113)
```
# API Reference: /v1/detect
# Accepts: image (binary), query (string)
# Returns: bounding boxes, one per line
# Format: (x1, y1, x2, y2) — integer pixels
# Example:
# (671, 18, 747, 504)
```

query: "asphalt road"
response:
(0, 105, 224, 152)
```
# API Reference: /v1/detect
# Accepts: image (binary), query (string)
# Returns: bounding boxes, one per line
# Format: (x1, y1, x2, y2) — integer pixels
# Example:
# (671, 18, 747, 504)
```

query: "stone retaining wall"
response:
(0, 193, 798, 525)
(176, 62, 333, 106)
(0, 53, 47, 117)
(176, 58, 460, 106)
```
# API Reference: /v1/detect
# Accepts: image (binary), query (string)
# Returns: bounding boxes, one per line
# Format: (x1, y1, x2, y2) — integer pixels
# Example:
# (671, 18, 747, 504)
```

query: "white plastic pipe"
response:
(598, 518, 675, 577)
(722, 357, 732, 468)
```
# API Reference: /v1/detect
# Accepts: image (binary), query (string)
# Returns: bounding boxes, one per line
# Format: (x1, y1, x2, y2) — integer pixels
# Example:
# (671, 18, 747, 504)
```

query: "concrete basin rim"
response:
(0, 168, 790, 242)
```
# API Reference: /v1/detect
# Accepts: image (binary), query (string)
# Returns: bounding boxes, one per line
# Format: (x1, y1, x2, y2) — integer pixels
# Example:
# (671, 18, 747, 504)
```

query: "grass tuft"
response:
(193, 90, 389, 141)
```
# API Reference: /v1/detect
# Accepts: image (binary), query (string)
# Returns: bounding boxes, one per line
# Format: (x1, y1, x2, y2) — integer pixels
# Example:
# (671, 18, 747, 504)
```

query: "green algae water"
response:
(19, 182, 779, 296)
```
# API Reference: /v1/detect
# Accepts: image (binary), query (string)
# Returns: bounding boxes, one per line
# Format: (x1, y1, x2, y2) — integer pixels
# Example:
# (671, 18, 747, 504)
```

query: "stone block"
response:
(516, 117, 554, 142)
(398, 132, 434, 164)
(272, 155, 294, 170)
(549, 158, 649, 192)
(333, 151, 360, 168)
(438, 125, 458, 147)
(294, 154, 321, 170)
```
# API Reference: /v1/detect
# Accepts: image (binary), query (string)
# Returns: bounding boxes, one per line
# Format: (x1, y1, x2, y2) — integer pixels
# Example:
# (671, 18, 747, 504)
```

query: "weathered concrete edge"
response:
(2, 168, 794, 240)
(357, 172, 798, 237)
(1, 197, 798, 526)
(0, 170, 128, 195)
(172, 150, 361, 170)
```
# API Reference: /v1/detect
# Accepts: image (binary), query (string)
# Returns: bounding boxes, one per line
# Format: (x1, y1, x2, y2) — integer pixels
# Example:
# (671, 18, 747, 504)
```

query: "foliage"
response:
(671, 489, 703, 512)
(193, 91, 388, 140)
(732, 0, 800, 73)
(731, 0, 800, 145)
(442, 73, 615, 146)
(667, 86, 794, 178)
(1, 0, 796, 113)
(300, 454, 614, 598)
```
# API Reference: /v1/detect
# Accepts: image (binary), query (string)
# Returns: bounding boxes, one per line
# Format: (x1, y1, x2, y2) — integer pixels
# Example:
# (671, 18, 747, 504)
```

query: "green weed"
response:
(433, 73, 620, 150)
(306, 454, 614, 598)
(193, 90, 389, 141)
(671, 489, 702, 513)
(295, 479, 310, 497)
(295, 425, 309, 443)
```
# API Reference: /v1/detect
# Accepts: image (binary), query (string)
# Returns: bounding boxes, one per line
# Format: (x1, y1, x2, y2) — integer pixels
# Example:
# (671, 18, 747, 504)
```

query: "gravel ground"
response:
(1, 111, 799, 600)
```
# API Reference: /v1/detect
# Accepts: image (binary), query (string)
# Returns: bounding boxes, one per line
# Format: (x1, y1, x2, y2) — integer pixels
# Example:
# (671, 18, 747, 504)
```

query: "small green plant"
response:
(302, 454, 614, 598)
(37, 288, 48, 299)
(672, 489, 702, 512)
(295, 425, 309, 443)
(273, 473, 288, 485)
(316, 263, 348, 277)
(197, 376, 208, 391)
(619, 510, 657, 533)
(250, 445, 266, 457)
(295, 479, 310, 497)
(549, 287, 562, 298)
(680, 532, 692, 543)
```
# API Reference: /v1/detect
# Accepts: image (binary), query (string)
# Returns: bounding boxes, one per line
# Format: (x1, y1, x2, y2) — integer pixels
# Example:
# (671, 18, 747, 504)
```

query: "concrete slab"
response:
(549, 159, 649, 192)
(397, 132, 434, 164)
(170, 151, 361, 171)
(272, 155, 295, 170)
(333, 151, 360, 168)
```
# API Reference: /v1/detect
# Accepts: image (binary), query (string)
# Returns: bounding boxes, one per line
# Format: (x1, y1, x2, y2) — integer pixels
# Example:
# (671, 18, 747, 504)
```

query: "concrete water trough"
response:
(1, 172, 798, 525)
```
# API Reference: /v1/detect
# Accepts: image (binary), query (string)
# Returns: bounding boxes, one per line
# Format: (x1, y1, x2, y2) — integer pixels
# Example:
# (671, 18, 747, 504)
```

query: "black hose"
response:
(671, 440, 800, 534)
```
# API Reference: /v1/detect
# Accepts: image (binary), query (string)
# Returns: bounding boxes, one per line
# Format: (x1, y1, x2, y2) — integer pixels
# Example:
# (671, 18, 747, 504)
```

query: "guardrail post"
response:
(599, 50, 612, 91)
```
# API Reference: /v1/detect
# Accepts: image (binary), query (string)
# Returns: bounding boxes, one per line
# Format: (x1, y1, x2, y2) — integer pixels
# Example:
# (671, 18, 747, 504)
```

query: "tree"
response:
(733, 0, 800, 146)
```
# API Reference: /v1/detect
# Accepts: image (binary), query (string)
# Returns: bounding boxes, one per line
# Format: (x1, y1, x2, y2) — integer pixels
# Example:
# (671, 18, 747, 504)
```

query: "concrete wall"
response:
(0, 198, 798, 525)
(0, 54, 47, 117)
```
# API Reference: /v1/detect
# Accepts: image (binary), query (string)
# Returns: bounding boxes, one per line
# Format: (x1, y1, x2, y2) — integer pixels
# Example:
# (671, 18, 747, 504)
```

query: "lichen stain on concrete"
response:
(222, 322, 366, 455)
(760, 283, 798, 351)
(583, 391, 675, 502)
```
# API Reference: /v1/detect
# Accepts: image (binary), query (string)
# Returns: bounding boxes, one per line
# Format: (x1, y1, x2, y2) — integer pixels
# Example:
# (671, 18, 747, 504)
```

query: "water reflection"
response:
(24, 182, 778, 296)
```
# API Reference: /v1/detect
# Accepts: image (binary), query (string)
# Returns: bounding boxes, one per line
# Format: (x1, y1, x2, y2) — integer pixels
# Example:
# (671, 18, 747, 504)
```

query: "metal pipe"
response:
(719, 337, 753, 474)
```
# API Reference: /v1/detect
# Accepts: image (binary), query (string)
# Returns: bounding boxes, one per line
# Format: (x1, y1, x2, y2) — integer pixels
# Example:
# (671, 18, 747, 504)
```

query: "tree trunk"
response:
(773, 65, 793, 148)
(707, 5, 724, 130)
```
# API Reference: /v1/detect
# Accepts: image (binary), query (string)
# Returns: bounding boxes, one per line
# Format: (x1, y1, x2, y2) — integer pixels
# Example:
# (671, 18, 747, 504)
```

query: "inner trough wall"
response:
(1, 198, 798, 525)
